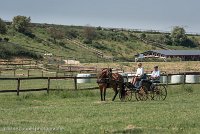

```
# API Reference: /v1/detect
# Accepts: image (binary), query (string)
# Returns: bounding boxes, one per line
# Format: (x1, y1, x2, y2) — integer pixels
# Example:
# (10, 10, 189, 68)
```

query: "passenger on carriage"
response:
(131, 63, 144, 86)
(150, 66, 160, 83)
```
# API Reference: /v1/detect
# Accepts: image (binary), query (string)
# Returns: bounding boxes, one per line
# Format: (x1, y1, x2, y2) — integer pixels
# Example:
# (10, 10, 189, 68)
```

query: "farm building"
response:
(135, 50, 200, 61)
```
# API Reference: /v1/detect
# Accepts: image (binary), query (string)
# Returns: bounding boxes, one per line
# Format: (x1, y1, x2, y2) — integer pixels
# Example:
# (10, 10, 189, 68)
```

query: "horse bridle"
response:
(97, 68, 112, 84)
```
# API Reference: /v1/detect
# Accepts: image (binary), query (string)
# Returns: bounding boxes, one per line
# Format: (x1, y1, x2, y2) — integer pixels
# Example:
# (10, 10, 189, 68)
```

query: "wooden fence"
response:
(0, 76, 96, 95)
(0, 72, 199, 95)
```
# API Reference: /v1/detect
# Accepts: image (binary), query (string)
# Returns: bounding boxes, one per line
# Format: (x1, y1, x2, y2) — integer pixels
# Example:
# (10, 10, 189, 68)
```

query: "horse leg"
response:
(112, 85, 118, 101)
(119, 83, 125, 100)
(100, 86, 103, 101)
(103, 87, 106, 101)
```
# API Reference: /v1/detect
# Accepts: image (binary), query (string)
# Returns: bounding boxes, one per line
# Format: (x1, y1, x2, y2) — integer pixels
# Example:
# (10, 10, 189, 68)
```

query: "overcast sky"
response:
(0, 0, 199, 33)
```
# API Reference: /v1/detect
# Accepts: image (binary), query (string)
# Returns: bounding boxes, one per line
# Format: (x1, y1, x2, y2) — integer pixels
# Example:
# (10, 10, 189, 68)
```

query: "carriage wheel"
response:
(149, 85, 155, 100)
(124, 87, 132, 101)
(152, 85, 167, 100)
(135, 86, 148, 101)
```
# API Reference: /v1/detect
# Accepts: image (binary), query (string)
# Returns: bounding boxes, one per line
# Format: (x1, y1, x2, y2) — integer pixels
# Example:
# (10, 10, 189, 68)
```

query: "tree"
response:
(97, 26, 102, 31)
(83, 25, 96, 44)
(12, 15, 31, 33)
(160, 34, 172, 45)
(171, 26, 187, 45)
(140, 33, 146, 39)
(48, 27, 64, 43)
(66, 29, 79, 39)
(0, 18, 7, 34)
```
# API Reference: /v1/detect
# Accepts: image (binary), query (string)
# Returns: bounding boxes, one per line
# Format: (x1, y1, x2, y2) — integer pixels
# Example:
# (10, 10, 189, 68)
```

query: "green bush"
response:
(140, 33, 146, 39)
(109, 32, 129, 42)
(66, 29, 79, 39)
(83, 38, 92, 44)
(97, 26, 102, 30)
(90, 42, 112, 51)
(35, 37, 43, 43)
(4, 38, 9, 42)
(0, 42, 42, 59)
(0, 18, 7, 34)
(23, 30, 35, 38)
(58, 41, 65, 47)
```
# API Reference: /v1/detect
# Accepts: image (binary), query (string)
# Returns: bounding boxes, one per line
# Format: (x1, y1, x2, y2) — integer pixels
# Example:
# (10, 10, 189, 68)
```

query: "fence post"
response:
(17, 78, 20, 96)
(56, 71, 58, 77)
(42, 71, 44, 77)
(6, 61, 8, 68)
(166, 74, 169, 86)
(14, 69, 16, 77)
(28, 70, 30, 77)
(74, 76, 77, 90)
(47, 77, 50, 94)
(22, 60, 24, 67)
(56, 64, 60, 77)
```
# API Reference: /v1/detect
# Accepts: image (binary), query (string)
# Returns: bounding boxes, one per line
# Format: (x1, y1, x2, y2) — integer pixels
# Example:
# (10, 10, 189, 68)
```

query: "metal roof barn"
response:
(135, 50, 200, 61)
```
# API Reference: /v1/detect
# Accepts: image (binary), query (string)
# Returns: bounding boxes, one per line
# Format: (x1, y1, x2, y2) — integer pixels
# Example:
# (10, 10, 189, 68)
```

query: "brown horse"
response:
(97, 68, 125, 101)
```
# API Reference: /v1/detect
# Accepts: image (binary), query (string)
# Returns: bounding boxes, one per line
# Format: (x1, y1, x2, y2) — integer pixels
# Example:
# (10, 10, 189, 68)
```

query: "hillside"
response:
(0, 23, 200, 63)
(0, 41, 41, 59)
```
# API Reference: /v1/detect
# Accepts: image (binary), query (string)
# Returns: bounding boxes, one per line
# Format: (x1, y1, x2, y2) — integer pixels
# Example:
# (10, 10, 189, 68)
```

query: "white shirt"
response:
(151, 70, 160, 78)
(136, 67, 144, 77)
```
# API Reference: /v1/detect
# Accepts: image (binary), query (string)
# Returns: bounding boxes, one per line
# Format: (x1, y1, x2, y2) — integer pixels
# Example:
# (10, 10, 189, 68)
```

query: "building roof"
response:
(143, 50, 200, 56)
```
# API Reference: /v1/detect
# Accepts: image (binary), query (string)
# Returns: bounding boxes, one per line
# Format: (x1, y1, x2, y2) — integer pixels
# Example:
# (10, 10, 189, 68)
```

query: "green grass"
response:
(0, 78, 98, 91)
(2, 24, 199, 63)
(0, 84, 200, 134)
(0, 42, 41, 59)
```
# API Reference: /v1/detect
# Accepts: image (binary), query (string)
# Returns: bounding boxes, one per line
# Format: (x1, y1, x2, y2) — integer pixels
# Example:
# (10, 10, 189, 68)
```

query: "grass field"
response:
(0, 84, 200, 134)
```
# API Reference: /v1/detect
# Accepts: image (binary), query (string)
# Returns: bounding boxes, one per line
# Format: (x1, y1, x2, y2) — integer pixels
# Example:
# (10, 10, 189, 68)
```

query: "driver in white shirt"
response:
(131, 63, 144, 85)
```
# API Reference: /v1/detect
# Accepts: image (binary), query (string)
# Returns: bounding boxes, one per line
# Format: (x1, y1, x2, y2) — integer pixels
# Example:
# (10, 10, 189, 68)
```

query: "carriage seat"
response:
(152, 80, 160, 83)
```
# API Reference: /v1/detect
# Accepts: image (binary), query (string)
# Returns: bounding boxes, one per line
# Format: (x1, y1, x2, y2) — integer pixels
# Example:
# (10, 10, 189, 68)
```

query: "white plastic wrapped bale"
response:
(160, 76, 168, 83)
(171, 75, 184, 84)
(186, 75, 199, 83)
(119, 73, 128, 82)
(77, 74, 91, 83)
(198, 75, 200, 83)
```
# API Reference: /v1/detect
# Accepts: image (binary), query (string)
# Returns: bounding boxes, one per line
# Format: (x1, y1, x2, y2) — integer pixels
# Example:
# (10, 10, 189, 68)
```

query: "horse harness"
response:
(97, 70, 121, 88)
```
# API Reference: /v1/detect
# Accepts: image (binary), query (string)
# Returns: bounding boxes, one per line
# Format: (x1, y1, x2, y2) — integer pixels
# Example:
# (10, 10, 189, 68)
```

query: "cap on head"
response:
(154, 66, 158, 68)
(137, 63, 142, 67)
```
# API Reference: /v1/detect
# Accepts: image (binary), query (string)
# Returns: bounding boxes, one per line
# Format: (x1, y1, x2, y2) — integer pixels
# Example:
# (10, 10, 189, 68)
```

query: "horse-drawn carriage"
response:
(97, 68, 167, 101)
(123, 80, 167, 101)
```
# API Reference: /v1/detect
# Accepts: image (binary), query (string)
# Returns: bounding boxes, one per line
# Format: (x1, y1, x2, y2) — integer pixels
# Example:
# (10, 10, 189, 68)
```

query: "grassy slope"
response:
(0, 24, 199, 62)
(0, 41, 41, 59)
(0, 85, 200, 134)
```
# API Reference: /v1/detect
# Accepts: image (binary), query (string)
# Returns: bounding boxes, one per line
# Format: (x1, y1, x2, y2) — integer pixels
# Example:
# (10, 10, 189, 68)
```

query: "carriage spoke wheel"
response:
(152, 85, 167, 101)
(149, 85, 156, 100)
(135, 86, 148, 101)
(124, 87, 132, 101)
(149, 89, 155, 100)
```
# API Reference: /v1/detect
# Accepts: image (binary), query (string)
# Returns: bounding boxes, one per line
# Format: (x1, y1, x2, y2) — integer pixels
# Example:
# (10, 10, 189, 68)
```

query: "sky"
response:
(0, 0, 199, 33)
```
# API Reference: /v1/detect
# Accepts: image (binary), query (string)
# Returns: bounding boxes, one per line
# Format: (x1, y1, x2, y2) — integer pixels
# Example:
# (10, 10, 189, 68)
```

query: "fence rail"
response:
(0, 73, 199, 95)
